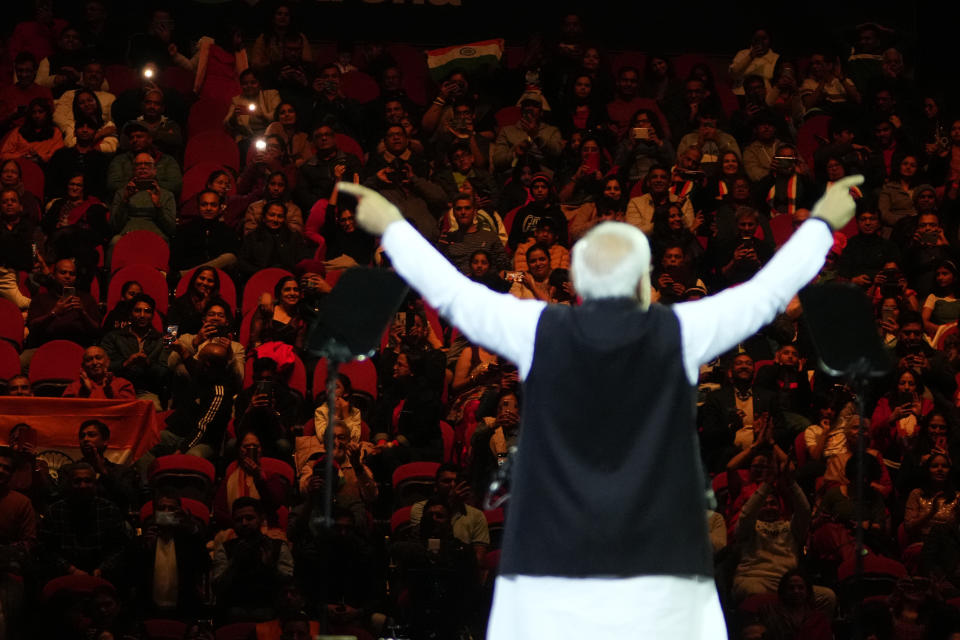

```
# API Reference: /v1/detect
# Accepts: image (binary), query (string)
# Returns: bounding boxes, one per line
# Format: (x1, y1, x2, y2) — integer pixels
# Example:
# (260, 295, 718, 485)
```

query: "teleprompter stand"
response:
(799, 282, 892, 639)
(304, 267, 408, 635)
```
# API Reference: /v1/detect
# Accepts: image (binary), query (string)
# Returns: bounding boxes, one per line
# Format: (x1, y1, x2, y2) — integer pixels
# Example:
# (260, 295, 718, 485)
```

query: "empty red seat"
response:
(0, 298, 24, 350)
(311, 357, 378, 400)
(29, 340, 85, 393)
(340, 71, 380, 103)
(111, 229, 171, 273)
(0, 341, 21, 384)
(184, 131, 240, 171)
(335, 133, 363, 162)
(187, 97, 232, 137)
(392, 461, 440, 507)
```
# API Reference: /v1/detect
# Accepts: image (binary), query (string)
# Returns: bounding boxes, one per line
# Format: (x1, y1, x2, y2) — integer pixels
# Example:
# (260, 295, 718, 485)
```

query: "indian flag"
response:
(426, 39, 504, 81)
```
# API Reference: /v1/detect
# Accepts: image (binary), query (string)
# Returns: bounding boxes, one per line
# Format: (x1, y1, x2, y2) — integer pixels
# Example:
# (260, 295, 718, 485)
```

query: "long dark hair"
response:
(71, 89, 105, 129)
(187, 267, 221, 300)
(20, 97, 56, 142)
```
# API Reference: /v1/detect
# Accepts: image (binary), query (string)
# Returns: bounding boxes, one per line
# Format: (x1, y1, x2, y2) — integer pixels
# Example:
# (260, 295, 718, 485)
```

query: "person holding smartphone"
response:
(491, 95, 562, 174)
(24, 258, 101, 351)
(109, 151, 176, 243)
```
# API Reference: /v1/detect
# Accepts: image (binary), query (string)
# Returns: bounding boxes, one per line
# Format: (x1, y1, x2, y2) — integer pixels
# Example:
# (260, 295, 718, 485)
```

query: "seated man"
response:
(309, 63, 363, 141)
(38, 461, 128, 579)
(25, 258, 101, 351)
(125, 489, 208, 617)
(100, 293, 170, 407)
(232, 357, 301, 457)
(170, 190, 239, 276)
(440, 194, 509, 275)
(109, 150, 176, 243)
(168, 299, 245, 389)
(293, 122, 363, 212)
(433, 141, 497, 205)
(364, 123, 430, 180)
(0, 446, 35, 637)
(754, 343, 813, 420)
(408, 463, 490, 567)
(699, 352, 786, 471)
(212, 496, 294, 622)
(63, 346, 135, 399)
(625, 165, 695, 234)
(105, 121, 182, 197)
(121, 88, 183, 160)
(163, 342, 237, 458)
(491, 95, 562, 174)
(514, 218, 570, 273)
(836, 207, 900, 286)
(675, 111, 741, 172)
(710, 207, 774, 287)
(75, 419, 139, 512)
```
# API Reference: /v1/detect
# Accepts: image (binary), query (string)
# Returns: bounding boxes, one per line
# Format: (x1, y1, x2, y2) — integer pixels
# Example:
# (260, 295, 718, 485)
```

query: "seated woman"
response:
(878, 153, 922, 236)
(264, 101, 311, 168)
(241, 170, 303, 236)
(903, 452, 960, 544)
(613, 108, 675, 185)
(799, 52, 861, 116)
(168, 266, 223, 335)
(556, 73, 608, 138)
(922, 259, 960, 339)
(235, 134, 297, 198)
(224, 68, 280, 143)
(313, 374, 363, 444)
(0, 159, 42, 224)
(171, 189, 239, 277)
(178, 168, 247, 228)
(507, 243, 554, 301)
(249, 276, 307, 352)
(57, 89, 117, 152)
(898, 411, 955, 497)
(557, 134, 611, 205)
(650, 202, 704, 270)
(236, 200, 311, 280)
(41, 172, 108, 288)
(213, 430, 290, 530)
(651, 242, 707, 305)
(869, 367, 934, 461)
(0, 97, 64, 163)
(467, 249, 510, 293)
(248, 3, 312, 70)
(707, 151, 745, 203)
(447, 341, 502, 428)
(102, 280, 142, 331)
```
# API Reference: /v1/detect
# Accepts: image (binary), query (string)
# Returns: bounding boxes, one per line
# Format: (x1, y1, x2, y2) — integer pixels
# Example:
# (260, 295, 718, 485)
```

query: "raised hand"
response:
(812, 175, 864, 230)
(337, 182, 404, 236)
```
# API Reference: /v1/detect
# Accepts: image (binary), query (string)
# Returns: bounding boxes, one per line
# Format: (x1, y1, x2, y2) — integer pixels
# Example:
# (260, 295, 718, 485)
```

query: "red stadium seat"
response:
(0, 298, 24, 350)
(335, 133, 364, 161)
(390, 505, 414, 539)
(158, 65, 194, 96)
(176, 267, 237, 310)
(215, 622, 257, 640)
(237, 309, 254, 348)
(311, 357, 378, 400)
(796, 114, 831, 172)
(243, 353, 307, 397)
(180, 162, 233, 205)
(494, 106, 521, 129)
(187, 97, 232, 137)
(104, 64, 139, 95)
(143, 619, 187, 640)
(440, 420, 454, 462)
(240, 267, 294, 316)
(107, 265, 169, 315)
(139, 497, 211, 525)
(149, 454, 216, 502)
(16, 158, 44, 203)
(41, 574, 113, 602)
(149, 453, 216, 484)
(29, 339, 85, 394)
(341, 71, 380, 103)
(385, 43, 428, 105)
(184, 131, 240, 171)
(392, 461, 440, 507)
(0, 341, 21, 383)
(111, 229, 171, 273)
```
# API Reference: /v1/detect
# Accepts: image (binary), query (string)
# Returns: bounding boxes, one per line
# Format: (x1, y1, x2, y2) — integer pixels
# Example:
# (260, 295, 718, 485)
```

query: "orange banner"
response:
(0, 397, 160, 465)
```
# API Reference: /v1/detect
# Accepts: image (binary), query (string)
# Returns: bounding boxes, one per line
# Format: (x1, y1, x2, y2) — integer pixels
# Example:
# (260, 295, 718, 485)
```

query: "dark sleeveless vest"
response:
(499, 299, 713, 578)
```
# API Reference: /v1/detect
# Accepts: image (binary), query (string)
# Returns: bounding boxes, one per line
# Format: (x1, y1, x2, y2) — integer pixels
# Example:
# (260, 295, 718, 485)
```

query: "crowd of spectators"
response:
(0, 2, 958, 639)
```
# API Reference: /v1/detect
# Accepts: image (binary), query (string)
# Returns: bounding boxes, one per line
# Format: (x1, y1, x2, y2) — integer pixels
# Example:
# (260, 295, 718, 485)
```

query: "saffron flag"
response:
(0, 397, 160, 465)
(426, 39, 504, 81)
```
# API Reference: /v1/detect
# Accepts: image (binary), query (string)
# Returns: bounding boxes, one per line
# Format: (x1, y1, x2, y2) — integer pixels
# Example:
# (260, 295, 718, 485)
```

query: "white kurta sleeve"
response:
(381, 221, 546, 379)
(673, 218, 834, 384)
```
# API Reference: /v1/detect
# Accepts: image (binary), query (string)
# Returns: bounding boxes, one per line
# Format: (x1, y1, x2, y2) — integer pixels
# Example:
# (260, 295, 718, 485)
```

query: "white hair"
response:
(570, 221, 652, 308)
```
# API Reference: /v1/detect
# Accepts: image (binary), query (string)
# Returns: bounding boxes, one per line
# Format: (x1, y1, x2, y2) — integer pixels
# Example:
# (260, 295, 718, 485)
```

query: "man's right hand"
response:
(337, 183, 403, 236)
(812, 175, 864, 230)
